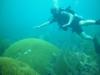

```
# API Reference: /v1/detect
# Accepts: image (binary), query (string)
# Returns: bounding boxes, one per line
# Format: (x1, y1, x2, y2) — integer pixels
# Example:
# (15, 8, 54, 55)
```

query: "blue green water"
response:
(0, 0, 100, 75)
(0, 0, 100, 44)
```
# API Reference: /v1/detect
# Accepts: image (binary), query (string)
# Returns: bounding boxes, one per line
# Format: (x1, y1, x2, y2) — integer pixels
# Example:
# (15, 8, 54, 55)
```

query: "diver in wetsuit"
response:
(34, 0, 100, 40)
(34, 1, 100, 74)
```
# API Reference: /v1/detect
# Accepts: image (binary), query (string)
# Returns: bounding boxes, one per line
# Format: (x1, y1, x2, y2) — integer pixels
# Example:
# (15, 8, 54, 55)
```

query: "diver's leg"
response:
(95, 19, 100, 24)
(52, 0, 59, 9)
(79, 32, 93, 40)
(79, 20, 96, 26)
(79, 19, 100, 26)
(79, 31, 100, 54)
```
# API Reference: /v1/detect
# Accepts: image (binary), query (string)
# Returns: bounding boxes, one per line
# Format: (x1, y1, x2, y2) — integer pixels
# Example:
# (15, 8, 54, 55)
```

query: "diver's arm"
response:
(35, 21, 51, 28)
(62, 12, 74, 27)
(33, 21, 51, 29)
(67, 13, 74, 25)
(33, 19, 55, 29)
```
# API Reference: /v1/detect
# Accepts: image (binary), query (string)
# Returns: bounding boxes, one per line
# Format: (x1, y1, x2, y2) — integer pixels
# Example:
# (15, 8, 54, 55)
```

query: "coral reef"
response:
(3, 38, 100, 75)
(0, 57, 40, 75)
(3, 38, 60, 75)
(51, 37, 100, 75)
(0, 37, 11, 56)
(53, 49, 99, 75)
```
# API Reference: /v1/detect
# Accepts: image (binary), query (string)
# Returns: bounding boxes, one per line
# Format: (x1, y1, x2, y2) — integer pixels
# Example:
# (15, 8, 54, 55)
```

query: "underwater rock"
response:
(49, 41, 99, 75)
(3, 38, 60, 75)
(57, 51, 99, 75)
(0, 37, 11, 56)
(0, 57, 40, 75)
(51, 37, 100, 75)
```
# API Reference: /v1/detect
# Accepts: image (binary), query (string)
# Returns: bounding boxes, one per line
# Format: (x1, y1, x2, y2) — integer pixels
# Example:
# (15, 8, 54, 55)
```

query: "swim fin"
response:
(95, 19, 100, 25)
(93, 37, 100, 54)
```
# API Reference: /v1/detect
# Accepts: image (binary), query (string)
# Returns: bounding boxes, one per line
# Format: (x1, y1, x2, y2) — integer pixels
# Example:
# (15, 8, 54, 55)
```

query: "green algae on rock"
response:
(3, 38, 60, 75)
(0, 57, 40, 75)
(0, 37, 11, 56)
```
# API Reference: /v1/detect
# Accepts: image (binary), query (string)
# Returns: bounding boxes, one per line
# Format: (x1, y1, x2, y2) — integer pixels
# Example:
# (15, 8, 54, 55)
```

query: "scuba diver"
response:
(34, 0, 100, 52)
(34, 0, 100, 40)
(33, 1, 100, 75)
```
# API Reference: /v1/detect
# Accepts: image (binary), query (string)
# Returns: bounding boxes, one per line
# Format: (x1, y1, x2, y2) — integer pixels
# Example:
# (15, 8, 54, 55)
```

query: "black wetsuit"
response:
(50, 10, 69, 30)
(51, 10, 83, 34)
(55, 11, 69, 31)
(70, 16, 83, 34)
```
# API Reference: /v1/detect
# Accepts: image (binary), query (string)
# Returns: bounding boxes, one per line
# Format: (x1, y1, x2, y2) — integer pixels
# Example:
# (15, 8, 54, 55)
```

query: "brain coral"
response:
(0, 57, 40, 75)
(4, 38, 60, 75)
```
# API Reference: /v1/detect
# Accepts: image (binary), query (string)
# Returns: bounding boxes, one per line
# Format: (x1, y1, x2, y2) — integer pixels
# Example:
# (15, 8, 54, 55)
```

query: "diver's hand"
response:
(33, 26, 41, 29)
(62, 24, 70, 27)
